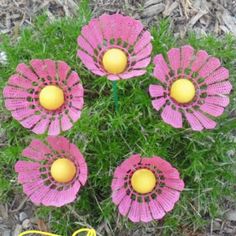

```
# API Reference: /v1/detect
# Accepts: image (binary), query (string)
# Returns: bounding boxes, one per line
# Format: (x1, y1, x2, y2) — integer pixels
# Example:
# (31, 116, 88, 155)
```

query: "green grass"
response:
(0, 2, 236, 235)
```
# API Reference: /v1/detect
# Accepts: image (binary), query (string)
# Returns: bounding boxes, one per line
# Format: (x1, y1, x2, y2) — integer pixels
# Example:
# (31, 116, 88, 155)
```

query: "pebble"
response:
(13, 224, 22, 236)
(19, 212, 28, 222)
(22, 219, 31, 229)
(226, 210, 236, 221)
(3, 229, 11, 236)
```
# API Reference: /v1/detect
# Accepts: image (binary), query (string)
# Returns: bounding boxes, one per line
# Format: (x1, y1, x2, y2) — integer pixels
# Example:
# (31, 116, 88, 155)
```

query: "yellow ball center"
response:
(39, 85, 64, 111)
(170, 79, 196, 104)
(50, 158, 76, 183)
(102, 48, 128, 74)
(131, 169, 157, 194)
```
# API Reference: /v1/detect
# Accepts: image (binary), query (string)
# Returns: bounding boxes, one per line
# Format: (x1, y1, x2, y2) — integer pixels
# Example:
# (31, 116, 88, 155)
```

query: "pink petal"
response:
(61, 114, 73, 132)
(165, 179, 185, 191)
(57, 61, 71, 81)
(134, 31, 151, 54)
(107, 74, 120, 81)
(204, 67, 229, 85)
(55, 181, 81, 207)
(119, 154, 141, 173)
(167, 48, 180, 74)
(71, 83, 84, 97)
(77, 36, 94, 55)
(23, 180, 45, 200)
(16, 63, 38, 81)
(191, 50, 209, 72)
(81, 24, 99, 49)
(44, 59, 56, 81)
(30, 185, 50, 205)
(30, 59, 48, 78)
(185, 112, 204, 131)
(4, 98, 27, 110)
(161, 105, 183, 128)
(67, 71, 81, 87)
(204, 96, 229, 107)
(87, 18, 103, 45)
(109, 14, 124, 40)
(3, 86, 29, 98)
(15, 161, 40, 173)
(113, 166, 127, 180)
(32, 118, 50, 134)
(70, 97, 84, 111)
(8, 74, 32, 89)
(112, 187, 126, 205)
(48, 117, 60, 136)
(132, 57, 151, 69)
(200, 103, 224, 117)
(149, 85, 165, 98)
(142, 157, 173, 173)
(135, 44, 152, 62)
(99, 14, 113, 40)
(77, 50, 104, 75)
(128, 201, 141, 223)
(30, 139, 51, 154)
(20, 115, 41, 129)
(140, 202, 153, 223)
(111, 177, 125, 191)
(149, 199, 166, 220)
(161, 167, 180, 179)
(41, 189, 59, 206)
(193, 111, 217, 129)
(157, 187, 180, 212)
(127, 19, 144, 45)
(119, 70, 145, 80)
(118, 195, 132, 216)
(68, 106, 81, 122)
(153, 54, 170, 83)
(207, 81, 232, 95)
(198, 57, 221, 78)
(151, 98, 166, 111)
(22, 147, 46, 162)
(18, 169, 41, 184)
(180, 45, 194, 69)
(11, 108, 34, 121)
(47, 136, 70, 153)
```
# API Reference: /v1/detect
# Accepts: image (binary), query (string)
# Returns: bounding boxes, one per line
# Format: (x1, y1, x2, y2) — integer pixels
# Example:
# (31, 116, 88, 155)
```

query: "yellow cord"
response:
(18, 228, 96, 236)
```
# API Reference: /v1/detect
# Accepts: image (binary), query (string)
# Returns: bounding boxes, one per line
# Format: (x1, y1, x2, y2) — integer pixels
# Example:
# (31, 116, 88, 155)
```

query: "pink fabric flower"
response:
(77, 13, 152, 80)
(15, 136, 88, 207)
(111, 154, 184, 223)
(3, 59, 84, 135)
(149, 45, 232, 131)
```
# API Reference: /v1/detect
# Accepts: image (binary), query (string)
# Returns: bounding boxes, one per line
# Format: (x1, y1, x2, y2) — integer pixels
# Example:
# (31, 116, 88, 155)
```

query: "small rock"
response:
(3, 229, 11, 236)
(212, 221, 221, 231)
(22, 219, 31, 229)
(226, 210, 236, 221)
(19, 212, 28, 222)
(13, 224, 22, 236)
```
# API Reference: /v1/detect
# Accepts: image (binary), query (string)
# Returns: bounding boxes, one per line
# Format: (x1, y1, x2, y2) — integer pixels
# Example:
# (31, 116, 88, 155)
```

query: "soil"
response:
(0, 0, 236, 235)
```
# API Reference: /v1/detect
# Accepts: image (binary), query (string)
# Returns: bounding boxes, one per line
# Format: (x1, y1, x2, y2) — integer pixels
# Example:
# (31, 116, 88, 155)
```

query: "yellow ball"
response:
(170, 79, 195, 104)
(50, 158, 76, 183)
(102, 48, 128, 74)
(39, 85, 64, 111)
(131, 169, 156, 194)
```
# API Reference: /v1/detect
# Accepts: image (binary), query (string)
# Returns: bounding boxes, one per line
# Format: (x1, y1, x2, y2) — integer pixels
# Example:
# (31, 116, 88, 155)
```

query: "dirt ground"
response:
(0, 0, 236, 236)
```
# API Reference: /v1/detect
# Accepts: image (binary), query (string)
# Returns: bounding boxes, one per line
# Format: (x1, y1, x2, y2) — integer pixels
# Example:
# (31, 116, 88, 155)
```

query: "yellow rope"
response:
(18, 228, 96, 236)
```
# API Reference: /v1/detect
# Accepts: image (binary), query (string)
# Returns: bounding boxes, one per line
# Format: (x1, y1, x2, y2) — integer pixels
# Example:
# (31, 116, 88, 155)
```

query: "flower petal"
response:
(149, 199, 166, 220)
(161, 105, 183, 128)
(180, 45, 194, 70)
(149, 84, 165, 98)
(204, 67, 229, 85)
(185, 112, 204, 131)
(207, 81, 232, 95)
(192, 111, 217, 129)
(118, 195, 132, 216)
(204, 96, 229, 107)
(112, 187, 126, 205)
(151, 98, 166, 111)
(200, 103, 224, 117)
(128, 201, 141, 223)
(153, 54, 170, 83)
(167, 48, 180, 74)
(191, 50, 209, 72)
(165, 179, 185, 191)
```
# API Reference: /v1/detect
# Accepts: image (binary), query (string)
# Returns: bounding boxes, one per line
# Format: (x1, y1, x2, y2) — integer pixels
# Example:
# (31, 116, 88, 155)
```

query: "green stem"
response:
(112, 81, 118, 112)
